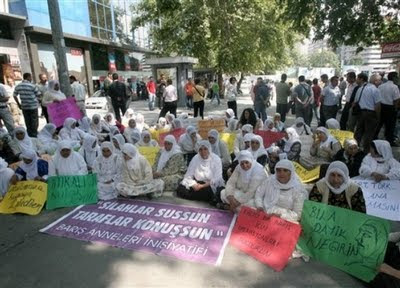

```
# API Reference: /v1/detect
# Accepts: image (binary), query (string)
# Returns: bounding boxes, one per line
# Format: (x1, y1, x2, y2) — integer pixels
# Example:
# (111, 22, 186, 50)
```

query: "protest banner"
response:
(220, 132, 236, 154)
(138, 146, 160, 166)
(292, 161, 320, 183)
(197, 119, 225, 139)
(158, 128, 186, 147)
(254, 130, 285, 148)
(298, 200, 390, 282)
(230, 206, 301, 271)
(46, 174, 98, 210)
(41, 199, 236, 265)
(353, 179, 400, 221)
(47, 97, 82, 127)
(0, 181, 47, 215)
(328, 129, 354, 146)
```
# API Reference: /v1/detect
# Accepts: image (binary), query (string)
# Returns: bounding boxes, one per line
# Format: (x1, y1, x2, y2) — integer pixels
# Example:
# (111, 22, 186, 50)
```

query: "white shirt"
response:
(378, 80, 400, 105)
(71, 81, 86, 101)
(163, 85, 177, 102)
(322, 84, 341, 106)
(345, 82, 357, 102)
(355, 83, 381, 111)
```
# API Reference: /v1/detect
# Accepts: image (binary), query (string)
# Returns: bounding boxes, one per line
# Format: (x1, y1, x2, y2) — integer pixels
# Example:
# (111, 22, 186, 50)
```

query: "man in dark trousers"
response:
(108, 73, 128, 123)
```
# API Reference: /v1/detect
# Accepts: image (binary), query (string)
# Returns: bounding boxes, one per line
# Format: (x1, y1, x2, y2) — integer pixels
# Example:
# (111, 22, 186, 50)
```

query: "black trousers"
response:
(376, 104, 396, 145)
(159, 101, 177, 118)
(176, 183, 223, 205)
(22, 109, 38, 137)
(276, 103, 288, 122)
(193, 100, 204, 119)
(112, 100, 127, 123)
(42, 105, 49, 123)
(227, 100, 237, 118)
(354, 110, 379, 153)
(340, 102, 351, 130)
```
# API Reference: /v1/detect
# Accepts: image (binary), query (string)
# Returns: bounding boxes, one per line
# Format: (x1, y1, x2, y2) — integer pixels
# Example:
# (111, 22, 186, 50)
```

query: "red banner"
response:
(159, 128, 186, 147)
(255, 130, 285, 148)
(230, 206, 301, 271)
(381, 42, 400, 59)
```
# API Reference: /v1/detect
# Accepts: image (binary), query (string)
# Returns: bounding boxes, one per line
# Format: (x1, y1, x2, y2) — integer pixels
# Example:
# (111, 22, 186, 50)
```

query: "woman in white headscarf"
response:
(129, 130, 141, 145)
(291, 117, 311, 136)
(177, 112, 189, 127)
(0, 157, 14, 197)
(123, 118, 139, 143)
(326, 118, 340, 130)
(79, 134, 100, 171)
(10, 126, 42, 156)
(42, 80, 66, 107)
(178, 125, 202, 165)
(225, 108, 235, 123)
(359, 140, 400, 182)
(93, 142, 120, 200)
(115, 143, 164, 197)
(263, 118, 277, 132)
(112, 134, 126, 155)
(38, 123, 59, 155)
(12, 149, 49, 182)
(177, 140, 224, 204)
(248, 134, 268, 166)
(49, 140, 88, 176)
(171, 118, 183, 130)
(137, 131, 158, 147)
(152, 135, 185, 191)
(165, 112, 175, 130)
(233, 124, 253, 157)
(334, 138, 366, 178)
(221, 150, 267, 211)
(78, 117, 92, 134)
(122, 108, 135, 126)
(90, 114, 110, 141)
(273, 113, 285, 132)
(309, 161, 366, 212)
(135, 113, 147, 132)
(255, 160, 307, 223)
(157, 117, 168, 130)
(279, 127, 301, 161)
(309, 126, 342, 163)
(104, 112, 116, 128)
(208, 129, 231, 169)
(267, 145, 281, 174)
(225, 118, 239, 133)
(59, 117, 84, 147)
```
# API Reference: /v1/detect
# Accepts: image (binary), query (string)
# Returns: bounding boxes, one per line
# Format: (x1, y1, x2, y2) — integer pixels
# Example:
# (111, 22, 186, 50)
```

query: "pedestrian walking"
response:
(70, 75, 87, 116)
(108, 73, 129, 123)
(311, 78, 321, 124)
(159, 79, 178, 118)
(147, 76, 156, 111)
(275, 73, 291, 122)
(225, 77, 238, 117)
(184, 78, 193, 109)
(210, 79, 220, 105)
(192, 78, 205, 119)
(293, 75, 313, 126)
(37, 73, 48, 123)
(321, 76, 341, 124)
(253, 78, 269, 122)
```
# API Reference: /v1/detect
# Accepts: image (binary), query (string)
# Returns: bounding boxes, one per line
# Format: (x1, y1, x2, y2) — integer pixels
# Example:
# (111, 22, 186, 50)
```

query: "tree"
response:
(308, 50, 340, 69)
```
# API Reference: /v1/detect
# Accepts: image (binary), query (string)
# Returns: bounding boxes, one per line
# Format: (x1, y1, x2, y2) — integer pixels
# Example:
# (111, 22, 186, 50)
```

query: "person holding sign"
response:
(79, 134, 100, 172)
(49, 141, 88, 176)
(0, 157, 14, 197)
(11, 150, 48, 182)
(41, 80, 66, 108)
(220, 151, 266, 212)
(333, 139, 365, 178)
(309, 161, 366, 212)
(255, 159, 307, 223)
(359, 140, 400, 182)
(137, 131, 158, 147)
(208, 129, 231, 170)
(152, 135, 185, 191)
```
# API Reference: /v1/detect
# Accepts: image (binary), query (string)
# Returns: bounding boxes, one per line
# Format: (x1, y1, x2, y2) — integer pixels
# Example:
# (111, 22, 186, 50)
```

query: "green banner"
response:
(46, 174, 98, 210)
(298, 200, 390, 282)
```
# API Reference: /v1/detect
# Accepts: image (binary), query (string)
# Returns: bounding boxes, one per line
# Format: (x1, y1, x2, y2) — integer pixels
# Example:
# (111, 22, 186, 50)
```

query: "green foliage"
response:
(308, 50, 340, 69)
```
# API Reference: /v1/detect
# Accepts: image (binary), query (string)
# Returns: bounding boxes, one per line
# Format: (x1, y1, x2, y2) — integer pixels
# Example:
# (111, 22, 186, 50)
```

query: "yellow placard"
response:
(0, 181, 47, 215)
(149, 128, 169, 143)
(328, 129, 354, 146)
(292, 161, 321, 183)
(220, 132, 237, 154)
(138, 146, 160, 166)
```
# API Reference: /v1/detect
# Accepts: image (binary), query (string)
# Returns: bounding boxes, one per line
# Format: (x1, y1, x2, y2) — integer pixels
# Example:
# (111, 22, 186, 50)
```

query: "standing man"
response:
(13, 73, 40, 137)
(275, 73, 291, 122)
(147, 76, 156, 111)
(319, 74, 329, 126)
(225, 77, 238, 117)
(340, 72, 358, 130)
(353, 73, 382, 152)
(376, 72, 400, 145)
(185, 78, 194, 109)
(338, 76, 347, 109)
(311, 78, 321, 124)
(253, 77, 269, 122)
(37, 73, 48, 123)
(321, 76, 341, 123)
(108, 73, 128, 123)
(210, 79, 220, 105)
(159, 79, 178, 118)
(0, 82, 15, 134)
(293, 75, 313, 125)
(103, 72, 112, 95)
(69, 75, 87, 116)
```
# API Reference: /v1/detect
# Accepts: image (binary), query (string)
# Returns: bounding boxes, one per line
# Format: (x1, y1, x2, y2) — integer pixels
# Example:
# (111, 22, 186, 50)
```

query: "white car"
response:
(85, 90, 113, 112)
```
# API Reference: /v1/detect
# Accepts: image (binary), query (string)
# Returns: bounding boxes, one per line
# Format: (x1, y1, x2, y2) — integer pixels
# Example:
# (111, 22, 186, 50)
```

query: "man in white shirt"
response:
(376, 72, 400, 145)
(340, 72, 358, 130)
(159, 79, 178, 118)
(70, 75, 87, 116)
(0, 83, 15, 134)
(321, 76, 341, 125)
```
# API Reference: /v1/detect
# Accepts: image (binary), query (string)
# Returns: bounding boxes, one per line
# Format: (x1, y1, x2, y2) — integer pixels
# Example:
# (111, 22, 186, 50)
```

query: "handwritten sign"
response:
(254, 130, 285, 148)
(159, 128, 186, 147)
(138, 146, 160, 166)
(230, 206, 301, 271)
(0, 181, 47, 215)
(47, 97, 82, 127)
(298, 200, 389, 282)
(353, 179, 400, 221)
(328, 129, 354, 146)
(46, 174, 98, 210)
(292, 161, 320, 183)
(197, 119, 225, 139)
(219, 132, 236, 154)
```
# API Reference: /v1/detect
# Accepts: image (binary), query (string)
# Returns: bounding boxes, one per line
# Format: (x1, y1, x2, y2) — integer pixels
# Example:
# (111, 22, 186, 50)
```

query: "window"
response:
(89, 0, 114, 41)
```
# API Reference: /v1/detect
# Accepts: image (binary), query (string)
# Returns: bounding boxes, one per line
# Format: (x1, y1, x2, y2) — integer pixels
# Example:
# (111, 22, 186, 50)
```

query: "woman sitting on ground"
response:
(227, 132, 255, 177)
(233, 124, 253, 158)
(208, 129, 231, 169)
(225, 108, 235, 124)
(49, 141, 88, 176)
(248, 134, 268, 166)
(38, 123, 59, 155)
(104, 112, 124, 133)
(279, 127, 301, 161)
(238, 108, 262, 130)
(359, 140, 400, 182)
(309, 161, 366, 212)
(112, 134, 126, 156)
(177, 140, 225, 205)
(129, 130, 141, 145)
(12, 150, 48, 182)
(79, 134, 100, 172)
(115, 143, 164, 198)
(273, 113, 285, 132)
(10, 127, 43, 156)
(291, 117, 311, 136)
(178, 126, 202, 165)
(1, 131, 20, 164)
(263, 118, 277, 132)
(267, 146, 281, 174)
(78, 117, 92, 134)
(59, 118, 84, 147)
(309, 127, 342, 164)
(0, 157, 14, 197)
(123, 118, 140, 143)
(326, 118, 340, 130)
(255, 160, 307, 223)
(220, 150, 267, 212)
(90, 114, 110, 141)
(152, 135, 186, 191)
(225, 118, 239, 133)
(137, 131, 159, 147)
(334, 138, 366, 178)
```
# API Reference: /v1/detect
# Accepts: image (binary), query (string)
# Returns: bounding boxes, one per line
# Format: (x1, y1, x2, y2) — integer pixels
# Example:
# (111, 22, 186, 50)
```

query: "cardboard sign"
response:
(46, 174, 98, 210)
(328, 129, 354, 146)
(47, 97, 82, 127)
(138, 146, 160, 166)
(197, 119, 226, 139)
(298, 200, 390, 282)
(254, 130, 285, 148)
(353, 179, 400, 221)
(230, 207, 301, 271)
(292, 161, 320, 183)
(158, 128, 186, 147)
(220, 132, 236, 154)
(41, 199, 237, 265)
(0, 181, 47, 215)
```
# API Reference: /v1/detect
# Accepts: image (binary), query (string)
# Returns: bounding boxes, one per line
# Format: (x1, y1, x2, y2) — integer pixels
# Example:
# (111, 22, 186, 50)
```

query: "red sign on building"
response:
(381, 42, 400, 59)
(70, 48, 83, 56)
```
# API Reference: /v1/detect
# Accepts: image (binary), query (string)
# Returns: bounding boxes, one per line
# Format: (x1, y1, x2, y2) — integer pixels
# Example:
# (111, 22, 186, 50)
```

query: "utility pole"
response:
(47, 0, 73, 97)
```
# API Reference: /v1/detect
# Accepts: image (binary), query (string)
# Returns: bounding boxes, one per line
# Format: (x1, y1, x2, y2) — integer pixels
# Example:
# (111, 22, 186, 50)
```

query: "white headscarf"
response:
(292, 117, 311, 135)
(226, 108, 235, 120)
(208, 129, 221, 156)
(226, 118, 239, 132)
(237, 150, 265, 185)
(60, 117, 82, 141)
(91, 114, 109, 133)
(157, 135, 181, 172)
(19, 149, 39, 180)
(122, 143, 140, 171)
(79, 117, 91, 133)
(51, 140, 87, 176)
(14, 127, 34, 151)
(158, 117, 167, 128)
(94, 142, 119, 182)
(165, 113, 175, 124)
(105, 112, 116, 126)
(177, 112, 189, 127)
(38, 123, 56, 143)
(373, 140, 393, 162)
(325, 161, 350, 194)
(248, 134, 267, 159)
(138, 131, 157, 147)
(135, 113, 145, 132)
(112, 134, 126, 151)
(179, 126, 199, 152)
(326, 118, 340, 129)
(172, 119, 183, 129)
(263, 118, 276, 131)
(124, 108, 135, 119)
(47, 80, 66, 100)
(0, 157, 14, 197)
(241, 124, 253, 134)
(283, 127, 301, 152)
(81, 134, 99, 167)
(316, 127, 338, 149)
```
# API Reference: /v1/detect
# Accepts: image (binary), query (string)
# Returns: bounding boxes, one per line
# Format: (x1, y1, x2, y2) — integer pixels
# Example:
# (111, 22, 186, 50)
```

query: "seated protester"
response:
(78, 117, 92, 134)
(178, 126, 202, 165)
(225, 108, 235, 124)
(112, 134, 126, 156)
(59, 118, 84, 147)
(208, 129, 231, 169)
(309, 161, 366, 212)
(220, 151, 267, 211)
(156, 117, 168, 131)
(165, 112, 175, 130)
(122, 108, 135, 127)
(135, 113, 148, 133)
(0, 157, 14, 197)
(93, 142, 120, 200)
(177, 140, 224, 204)
(263, 118, 277, 132)
(115, 143, 164, 197)
(225, 118, 239, 133)
(292, 117, 311, 136)
(267, 146, 281, 174)
(79, 134, 100, 172)
(334, 139, 366, 178)
(91, 114, 110, 141)
(109, 126, 120, 139)
(104, 112, 124, 133)
(279, 127, 301, 161)
(359, 140, 400, 182)
(177, 112, 190, 128)
(38, 123, 59, 155)
(233, 124, 253, 158)
(123, 118, 140, 144)
(171, 119, 183, 130)
(255, 160, 307, 223)
(309, 127, 342, 164)
(152, 135, 186, 191)
(325, 118, 340, 129)
(0, 133, 19, 164)
(238, 108, 262, 130)
(248, 134, 268, 167)
(12, 150, 48, 182)
(11, 127, 43, 156)
(137, 131, 158, 147)
(49, 141, 88, 176)
(129, 130, 141, 145)
(273, 113, 285, 132)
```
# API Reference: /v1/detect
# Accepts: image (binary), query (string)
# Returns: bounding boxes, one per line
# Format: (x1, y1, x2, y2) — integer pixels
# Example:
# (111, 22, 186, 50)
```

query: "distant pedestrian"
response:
(311, 78, 321, 124)
(108, 73, 129, 123)
(253, 78, 269, 122)
(37, 74, 48, 123)
(147, 76, 156, 111)
(275, 74, 291, 122)
(192, 78, 205, 119)
(0, 83, 15, 134)
(185, 78, 194, 109)
(293, 75, 313, 126)
(340, 72, 358, 130)
(321, 76, 341, 125)
(156, 79, 166, 109)
(159, 79, 178, 118)
(225, 77, 238, 117)
(210, 79, 220, 105)
(70, 75, 87, 116)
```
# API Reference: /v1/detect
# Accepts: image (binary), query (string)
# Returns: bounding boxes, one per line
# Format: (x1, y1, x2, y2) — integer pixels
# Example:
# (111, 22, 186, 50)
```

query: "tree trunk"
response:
(237, 72, 244, 91)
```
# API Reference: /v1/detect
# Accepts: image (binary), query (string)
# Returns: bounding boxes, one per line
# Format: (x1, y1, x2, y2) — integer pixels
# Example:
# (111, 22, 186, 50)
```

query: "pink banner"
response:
(255, 130, 285, 148)
(159, 128, 186, 147)
(47, 97, 82, 127)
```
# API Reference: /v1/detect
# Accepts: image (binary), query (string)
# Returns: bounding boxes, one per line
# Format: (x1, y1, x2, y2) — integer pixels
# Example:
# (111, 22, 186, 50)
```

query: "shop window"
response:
(0, 20, 13, 40)
(91, 44, 109, 71)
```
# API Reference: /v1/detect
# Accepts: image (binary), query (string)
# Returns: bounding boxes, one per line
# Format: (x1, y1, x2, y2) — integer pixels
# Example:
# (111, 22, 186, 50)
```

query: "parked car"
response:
(85, 90, 113, 112)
